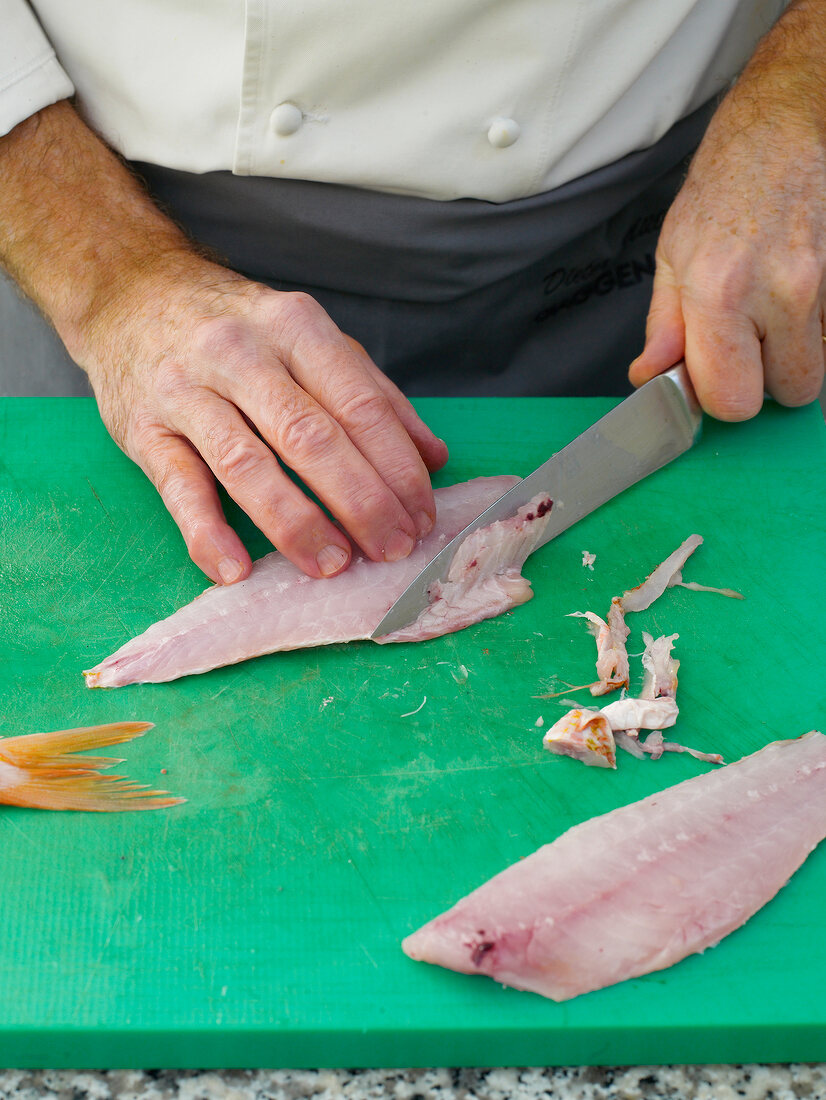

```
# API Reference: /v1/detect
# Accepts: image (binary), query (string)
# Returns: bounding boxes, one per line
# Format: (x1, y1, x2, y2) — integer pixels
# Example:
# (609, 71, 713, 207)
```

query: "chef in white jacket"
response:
(0, 0, 822, 585)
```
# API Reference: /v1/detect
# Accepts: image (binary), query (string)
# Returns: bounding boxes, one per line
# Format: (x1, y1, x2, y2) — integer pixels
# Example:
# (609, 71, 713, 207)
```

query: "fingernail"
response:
(317, 544, 349, 577)
(383, 527, 415, 562)
(414, 510, 434, 538)
(217, 557, 245, 584)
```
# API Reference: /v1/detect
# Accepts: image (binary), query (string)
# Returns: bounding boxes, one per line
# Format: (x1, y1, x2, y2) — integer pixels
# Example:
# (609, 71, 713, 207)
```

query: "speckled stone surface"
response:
(0, 1067, 824, 1100)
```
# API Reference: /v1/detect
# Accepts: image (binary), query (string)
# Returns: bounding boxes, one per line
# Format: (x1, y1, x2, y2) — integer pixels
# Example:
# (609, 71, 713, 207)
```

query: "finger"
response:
(344, 336, 449, 473)
(628, 263, 686, 388)
(681, 296, 764, 421)
(179, 399, 357, 578)
(138, 431, 253, 585)
(268, 296, 438, 538)
(309, 369, 439, 538)
(365, 365, 450, 474)
(760, 281, 826, 408)
(224, 374, 424, 562)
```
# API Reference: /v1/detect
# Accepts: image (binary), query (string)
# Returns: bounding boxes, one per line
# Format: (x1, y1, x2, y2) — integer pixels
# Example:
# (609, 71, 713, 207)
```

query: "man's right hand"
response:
(0, 101, 447, 584)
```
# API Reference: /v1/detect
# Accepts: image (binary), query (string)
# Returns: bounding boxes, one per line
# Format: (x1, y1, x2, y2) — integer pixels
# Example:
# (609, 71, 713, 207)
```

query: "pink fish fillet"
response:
(402, 731, 826, 1001)
(85, 476, 553, 688)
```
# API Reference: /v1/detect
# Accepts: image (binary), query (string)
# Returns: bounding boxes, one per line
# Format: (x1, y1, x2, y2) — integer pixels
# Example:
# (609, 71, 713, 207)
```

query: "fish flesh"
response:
(0, 722, 183, 811)
(85, 477, 553, 688)
(403, 731, 826, 1001)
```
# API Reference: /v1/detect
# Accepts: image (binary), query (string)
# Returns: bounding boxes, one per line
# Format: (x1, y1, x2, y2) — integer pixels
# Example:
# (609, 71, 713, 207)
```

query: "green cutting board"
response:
(0, 396, 824, 1069)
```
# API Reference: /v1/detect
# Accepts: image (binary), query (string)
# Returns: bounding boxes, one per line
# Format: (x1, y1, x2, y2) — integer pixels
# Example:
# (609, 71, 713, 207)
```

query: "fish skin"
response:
(402, 731, 826, 1002)
(599, 696, 679, 731)
(85, 476, 553, 688)
(542, 708, 616, 769)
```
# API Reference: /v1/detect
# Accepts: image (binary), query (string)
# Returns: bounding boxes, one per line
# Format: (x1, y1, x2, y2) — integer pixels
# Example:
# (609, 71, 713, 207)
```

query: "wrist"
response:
(724, 0, 826, 145)
(0, 102, 201, 362)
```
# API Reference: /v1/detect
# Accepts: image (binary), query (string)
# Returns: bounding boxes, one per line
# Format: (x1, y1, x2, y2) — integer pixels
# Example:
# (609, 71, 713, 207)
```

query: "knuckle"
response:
(336, 387, 394, 433)
(691, 251, 755, 312)
(705, 386, 763, 422)
(210, 435, 263, 485)
(152, 356, 192, 403)
(775, 254, 822, 310)
(341, 481, 401, 529)
(154, 456, 193, 514)
(276, 401, 339, 463)
(786, 380, 824, 407)
(183, 519, 219, 564)
(711, 396, 761, 422)
(273, 292, 325, 341)
(770, 364, 825, 407)
(190, 316, 257, 369)
(267, 503, 319, 552)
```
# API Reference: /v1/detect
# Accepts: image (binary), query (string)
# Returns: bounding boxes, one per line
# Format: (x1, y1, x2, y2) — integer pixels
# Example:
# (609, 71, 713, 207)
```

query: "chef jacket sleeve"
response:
(0, 0, 75, 137)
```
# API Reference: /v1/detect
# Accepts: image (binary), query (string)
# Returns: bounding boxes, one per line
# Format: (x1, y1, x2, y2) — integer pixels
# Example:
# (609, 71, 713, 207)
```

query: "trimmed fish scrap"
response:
(545, 630, 721, 766)
(0, 722, 184, 811)
(540, 708, 616, 769)
(85, 477, 553, 688)
(572, 534, 741, 697)
(568, 600, 629, 697)
(403, 731, 826, 1002)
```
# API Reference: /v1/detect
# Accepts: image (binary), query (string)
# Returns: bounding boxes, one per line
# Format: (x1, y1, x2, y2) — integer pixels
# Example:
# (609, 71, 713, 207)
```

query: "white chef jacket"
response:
(1, 0, 787, 203)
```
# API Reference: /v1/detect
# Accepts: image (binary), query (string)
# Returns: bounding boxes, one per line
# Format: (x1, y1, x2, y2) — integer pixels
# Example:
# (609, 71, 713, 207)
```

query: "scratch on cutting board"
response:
(0, 812, 39, 849)
(86, 478, 112, 522)
(359, 944, 380, 970)
(337, 677, 374, 720)
(319, 757, 560, 782)
(346, 857, 395, 935)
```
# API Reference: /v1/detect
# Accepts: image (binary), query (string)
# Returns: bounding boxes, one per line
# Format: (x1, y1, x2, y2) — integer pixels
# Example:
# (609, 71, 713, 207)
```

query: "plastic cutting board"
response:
(0, 395, 823, 1068)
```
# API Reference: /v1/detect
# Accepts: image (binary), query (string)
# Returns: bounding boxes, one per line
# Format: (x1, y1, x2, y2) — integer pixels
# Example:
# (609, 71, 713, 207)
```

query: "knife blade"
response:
(370, 362, 702, 639)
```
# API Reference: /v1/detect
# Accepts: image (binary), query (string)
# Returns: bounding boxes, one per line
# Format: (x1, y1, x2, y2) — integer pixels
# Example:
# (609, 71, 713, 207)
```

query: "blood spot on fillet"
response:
(470, 940, 495, 967)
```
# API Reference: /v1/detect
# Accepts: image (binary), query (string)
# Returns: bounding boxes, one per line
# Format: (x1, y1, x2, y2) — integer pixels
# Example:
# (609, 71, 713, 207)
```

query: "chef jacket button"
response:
(487, 117, 520, 148)
(271, 103, 303, 136)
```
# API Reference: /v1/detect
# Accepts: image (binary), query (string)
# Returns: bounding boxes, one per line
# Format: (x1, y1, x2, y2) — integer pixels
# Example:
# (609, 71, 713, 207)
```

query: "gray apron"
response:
(0, 99, 715, 397)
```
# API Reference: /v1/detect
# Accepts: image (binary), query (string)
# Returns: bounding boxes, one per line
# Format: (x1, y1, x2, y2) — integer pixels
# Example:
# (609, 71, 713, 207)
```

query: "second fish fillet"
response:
(403, 731, 826, 1001)
(85, 476, 553, 687)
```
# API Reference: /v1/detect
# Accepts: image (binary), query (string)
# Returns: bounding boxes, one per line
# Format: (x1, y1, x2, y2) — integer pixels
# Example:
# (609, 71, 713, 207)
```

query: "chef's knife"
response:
(371, 362, 702, 638)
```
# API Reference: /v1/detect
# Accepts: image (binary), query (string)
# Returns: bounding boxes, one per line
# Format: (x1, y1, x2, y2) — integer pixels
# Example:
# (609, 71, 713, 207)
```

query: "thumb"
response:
(628, 265, 685, 388)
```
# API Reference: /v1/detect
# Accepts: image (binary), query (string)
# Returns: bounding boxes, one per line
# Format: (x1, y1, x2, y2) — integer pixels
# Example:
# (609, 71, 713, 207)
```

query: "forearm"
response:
(729, 0, 826, 135)
(0, 99, 199, 361)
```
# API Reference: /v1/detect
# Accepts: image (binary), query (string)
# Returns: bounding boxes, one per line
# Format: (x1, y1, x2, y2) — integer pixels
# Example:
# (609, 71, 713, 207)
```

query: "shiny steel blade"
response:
(371, 362, 702, 638)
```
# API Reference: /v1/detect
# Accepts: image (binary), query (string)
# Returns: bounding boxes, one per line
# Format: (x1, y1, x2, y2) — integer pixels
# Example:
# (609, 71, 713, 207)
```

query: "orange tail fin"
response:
(0, 722, 185, 811)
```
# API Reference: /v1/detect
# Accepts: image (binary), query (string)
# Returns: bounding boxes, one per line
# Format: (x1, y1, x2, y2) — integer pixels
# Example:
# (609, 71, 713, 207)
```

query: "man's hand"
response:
(629, 0, 826, 419)
(0, 102, 447, 584)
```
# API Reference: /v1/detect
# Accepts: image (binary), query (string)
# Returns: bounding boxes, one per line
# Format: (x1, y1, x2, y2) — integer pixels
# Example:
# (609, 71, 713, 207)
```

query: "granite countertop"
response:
(1, 1066, 825, 1100)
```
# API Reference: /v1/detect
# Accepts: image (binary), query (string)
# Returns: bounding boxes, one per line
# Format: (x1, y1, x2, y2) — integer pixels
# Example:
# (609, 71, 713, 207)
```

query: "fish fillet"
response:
(85, 476, 553, 687)
(402, 731, 826, 1001)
